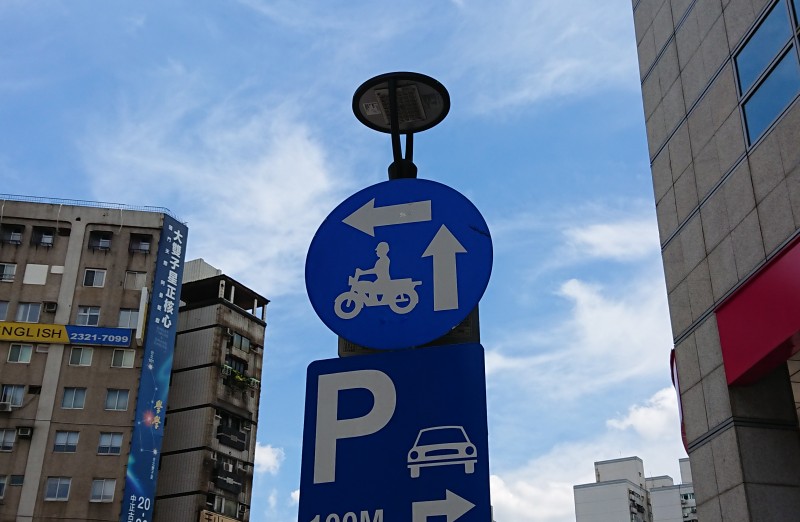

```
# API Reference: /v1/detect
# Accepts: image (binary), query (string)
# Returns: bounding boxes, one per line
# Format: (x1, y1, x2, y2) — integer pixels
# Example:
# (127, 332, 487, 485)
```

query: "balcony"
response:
(221, 365, 260, 390)
(216, 425, 246, 451)
(213, 467, 244, 495)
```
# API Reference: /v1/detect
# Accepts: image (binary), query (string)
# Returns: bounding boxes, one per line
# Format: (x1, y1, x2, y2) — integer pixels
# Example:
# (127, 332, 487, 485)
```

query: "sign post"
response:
(301, 72, 494, 522)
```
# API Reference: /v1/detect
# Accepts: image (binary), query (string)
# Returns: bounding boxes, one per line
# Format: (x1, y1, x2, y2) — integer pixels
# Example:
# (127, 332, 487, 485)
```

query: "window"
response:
(105, 389, 129, 411)
(9, 475, 23, 486)
(743, 49, 800, 141)
(90, 478, 116, 502)
(32, 227, 55, 247)
(129, 234, 152, 254)
(0, 225, 23, 245)
(118, 309, 139, 328)
(736, 0, 800, 143)
(111, 349, 135, 368)
(83, 268, 106, 288)
(88, 231, 112, 251)
(76, 306, 100, 326)
(0, 476, 5, 499)
(225, 355, 247, 374)
(98, 432, 123, 455)
(8, 344, 32, 363)
(61, 387, 86, 409)
(0, 263, 15, 282)
(1, 385, 24, 407)
(0, 429, 16, 451)
(214, 496, 238, 517)
(69, 346, 93, 366)
(231, 332, 251, 352)
(53, 431, 79, 452)
(124, 271, 147, 290)
(45, 477, 71, 501)
(0, 301, 7, 320)
(15, 302, 41, 323)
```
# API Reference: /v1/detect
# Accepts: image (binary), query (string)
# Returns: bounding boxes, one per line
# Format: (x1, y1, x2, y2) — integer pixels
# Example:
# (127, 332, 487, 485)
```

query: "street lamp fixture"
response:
(353, 72, 450, 180)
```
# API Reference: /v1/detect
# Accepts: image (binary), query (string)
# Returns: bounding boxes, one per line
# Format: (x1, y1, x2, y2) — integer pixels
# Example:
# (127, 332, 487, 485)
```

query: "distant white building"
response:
(573, 457, 696, 522)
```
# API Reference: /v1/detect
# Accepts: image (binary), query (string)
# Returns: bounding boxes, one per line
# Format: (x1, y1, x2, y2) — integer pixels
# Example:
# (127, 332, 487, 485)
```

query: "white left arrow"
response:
(422, 225, 466, 311)
(342, 199, 432, 236)
(412, 490, 475, 522)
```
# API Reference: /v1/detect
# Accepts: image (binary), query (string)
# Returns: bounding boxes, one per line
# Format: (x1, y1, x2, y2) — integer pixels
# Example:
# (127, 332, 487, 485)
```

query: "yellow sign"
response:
(0, 322, 68, 343)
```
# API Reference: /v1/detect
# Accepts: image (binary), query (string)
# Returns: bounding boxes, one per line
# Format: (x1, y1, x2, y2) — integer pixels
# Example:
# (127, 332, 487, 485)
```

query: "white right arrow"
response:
(412, 490, 475, 522)
(422, 225, 467, 311)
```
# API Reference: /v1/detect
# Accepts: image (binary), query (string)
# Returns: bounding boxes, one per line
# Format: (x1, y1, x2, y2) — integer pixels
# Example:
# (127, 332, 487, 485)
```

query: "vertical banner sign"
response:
(120, 215, 187, 522)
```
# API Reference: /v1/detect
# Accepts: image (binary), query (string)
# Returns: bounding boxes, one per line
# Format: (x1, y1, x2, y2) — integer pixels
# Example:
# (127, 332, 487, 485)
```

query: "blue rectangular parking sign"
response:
(299, 343, 491, 522)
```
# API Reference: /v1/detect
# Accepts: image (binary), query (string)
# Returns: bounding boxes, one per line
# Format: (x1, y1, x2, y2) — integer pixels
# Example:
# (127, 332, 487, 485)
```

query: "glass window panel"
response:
(0, 301, 7, 320)
(118, 309, 139, 328)
(8, 344, 32, 363)
(0, 429, 16, 451)
(736, 2, 792, 93)
(69, 347, 93, 366)
(794, 0, 800, 25)
(744, 47, 800, 142)
(98, 432, 123, 454)
(111, 349, 135, 368)
(76, 306, 100, 326)
(45, 477, 70, 500)
(2, 385, 24, 406)
(83, 269, 106, 288)
(15, 303, 41, 323)
(105, 389, 129, 411)
(61, 387, 86, 409)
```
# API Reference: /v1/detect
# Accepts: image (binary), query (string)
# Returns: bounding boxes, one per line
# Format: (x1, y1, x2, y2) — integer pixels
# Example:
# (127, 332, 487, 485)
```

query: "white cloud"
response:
(268, 489, 278, 510)
(490, 388, 687, 522)
(607, 387, 680, 441)
(564, 219, 661, 261)
(446, 0, 639, 112)
(486, 265, 672, 400)
(80, 68, 348, 298)
(290, 489, 300, 505)
(254, 442, 285, 475)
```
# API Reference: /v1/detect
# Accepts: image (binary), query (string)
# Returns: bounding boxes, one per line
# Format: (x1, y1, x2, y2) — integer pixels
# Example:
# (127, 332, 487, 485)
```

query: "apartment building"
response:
(0, 197, 268, 522)
(155, 260, 268, 522)
(574, 457, 695, 522)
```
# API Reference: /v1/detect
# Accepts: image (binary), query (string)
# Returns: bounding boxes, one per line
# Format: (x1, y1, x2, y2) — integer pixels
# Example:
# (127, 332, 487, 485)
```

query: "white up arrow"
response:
(412, 490, 475, 522)
(342, 199, 432, 236)
(422, 225, 466, 311)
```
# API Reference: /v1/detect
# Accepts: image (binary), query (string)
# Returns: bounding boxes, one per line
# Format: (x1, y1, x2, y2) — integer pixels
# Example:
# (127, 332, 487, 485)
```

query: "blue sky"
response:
(2, 1, 687, 520)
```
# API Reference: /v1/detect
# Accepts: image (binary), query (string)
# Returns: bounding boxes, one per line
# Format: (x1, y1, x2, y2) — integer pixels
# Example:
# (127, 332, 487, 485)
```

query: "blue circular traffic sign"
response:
(305, 178, 492, 349)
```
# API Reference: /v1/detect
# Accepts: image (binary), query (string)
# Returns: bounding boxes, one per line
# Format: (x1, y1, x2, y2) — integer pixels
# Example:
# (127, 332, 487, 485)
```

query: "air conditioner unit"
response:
(43, 302, 58, 313)
(0, 403, 12, 413)
(242, 422, 251, 431)
(210, 451, 217, 461)
(237, 504, 246, 515)
(222, 461, 234, 473)
(16, 427, 32, 438)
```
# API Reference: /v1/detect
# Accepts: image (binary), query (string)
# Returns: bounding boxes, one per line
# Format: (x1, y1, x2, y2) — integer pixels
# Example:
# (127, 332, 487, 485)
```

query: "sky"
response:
(1, 1, 688, 521)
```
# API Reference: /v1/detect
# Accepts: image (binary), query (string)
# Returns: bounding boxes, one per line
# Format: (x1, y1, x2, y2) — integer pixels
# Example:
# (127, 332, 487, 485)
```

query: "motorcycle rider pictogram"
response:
(334, 241, 422, 319)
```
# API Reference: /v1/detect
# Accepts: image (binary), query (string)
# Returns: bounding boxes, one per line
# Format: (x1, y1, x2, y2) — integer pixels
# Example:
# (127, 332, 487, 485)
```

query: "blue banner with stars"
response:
(119, 215, 187, 522)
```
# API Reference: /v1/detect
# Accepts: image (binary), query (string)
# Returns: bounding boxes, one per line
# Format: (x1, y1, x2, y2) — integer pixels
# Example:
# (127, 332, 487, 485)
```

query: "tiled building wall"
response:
(634, 0, 800, 519)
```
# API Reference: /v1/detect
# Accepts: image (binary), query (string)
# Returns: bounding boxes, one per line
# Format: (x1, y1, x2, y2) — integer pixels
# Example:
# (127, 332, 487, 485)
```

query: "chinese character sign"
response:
(119, 215, 187, 522)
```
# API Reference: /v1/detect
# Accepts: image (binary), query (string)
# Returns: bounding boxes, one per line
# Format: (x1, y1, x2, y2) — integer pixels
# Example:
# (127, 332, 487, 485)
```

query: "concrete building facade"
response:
(574, 457, 652, 522)
(0, 197, 267, 522)
(632, 0, 800, 519)
(155, 260, 269, 522)
(574, 457, 695, 522)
